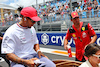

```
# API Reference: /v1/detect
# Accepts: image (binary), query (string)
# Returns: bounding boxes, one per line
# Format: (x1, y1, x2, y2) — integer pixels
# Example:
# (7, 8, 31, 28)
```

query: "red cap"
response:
(71, 11, 79, 19)
(21, 7, 41, 21)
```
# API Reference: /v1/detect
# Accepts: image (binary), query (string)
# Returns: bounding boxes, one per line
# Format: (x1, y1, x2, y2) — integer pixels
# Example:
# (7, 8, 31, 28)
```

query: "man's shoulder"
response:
(4, 24, 18, 35)
(69, 26, 75, 33)
(82, 22, 88, 26)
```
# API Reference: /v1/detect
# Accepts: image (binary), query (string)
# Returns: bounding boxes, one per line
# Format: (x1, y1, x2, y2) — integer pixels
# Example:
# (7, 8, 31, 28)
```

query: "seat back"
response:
(53, 59, 82, 67)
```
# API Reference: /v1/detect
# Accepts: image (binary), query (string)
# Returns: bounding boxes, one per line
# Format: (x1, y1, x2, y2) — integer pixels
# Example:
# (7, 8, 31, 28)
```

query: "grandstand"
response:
(0, 0, 100, 32)
(34, 0, 100, 32)
(0, 3, 17, 27)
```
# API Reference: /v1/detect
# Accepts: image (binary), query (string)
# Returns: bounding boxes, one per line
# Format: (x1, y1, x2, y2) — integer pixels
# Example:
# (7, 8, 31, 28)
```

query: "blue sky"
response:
(0, 0, 53, 8)
(0, 0, 36, 8)
(1, 0, 17, 4)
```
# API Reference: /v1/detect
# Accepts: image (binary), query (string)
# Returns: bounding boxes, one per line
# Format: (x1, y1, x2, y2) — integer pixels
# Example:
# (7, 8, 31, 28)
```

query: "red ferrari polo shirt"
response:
(65, 22, 96, 61)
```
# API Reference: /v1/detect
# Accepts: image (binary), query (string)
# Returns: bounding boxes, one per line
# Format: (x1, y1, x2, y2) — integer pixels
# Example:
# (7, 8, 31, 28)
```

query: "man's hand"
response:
(25, 58, 38, 67)
(64, 45, 68, 51)
(38, 51, 48, 59)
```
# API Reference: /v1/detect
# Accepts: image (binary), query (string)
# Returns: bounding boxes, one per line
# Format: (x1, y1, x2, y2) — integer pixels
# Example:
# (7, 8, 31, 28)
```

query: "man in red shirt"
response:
(64, 11, 97, 62)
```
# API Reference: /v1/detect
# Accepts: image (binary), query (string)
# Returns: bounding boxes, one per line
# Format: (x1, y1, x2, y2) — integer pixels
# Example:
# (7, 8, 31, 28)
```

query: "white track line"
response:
(40, 47, 75, 57)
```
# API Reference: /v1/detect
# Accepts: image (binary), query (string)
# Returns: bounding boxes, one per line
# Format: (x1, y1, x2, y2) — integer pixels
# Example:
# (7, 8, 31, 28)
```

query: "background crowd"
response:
(0, 0, 100, 25)
(37, 0, 100, 23)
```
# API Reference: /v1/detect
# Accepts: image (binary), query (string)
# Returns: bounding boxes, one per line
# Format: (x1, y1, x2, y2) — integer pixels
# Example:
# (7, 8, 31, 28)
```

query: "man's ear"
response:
(24, 18, 26, 21)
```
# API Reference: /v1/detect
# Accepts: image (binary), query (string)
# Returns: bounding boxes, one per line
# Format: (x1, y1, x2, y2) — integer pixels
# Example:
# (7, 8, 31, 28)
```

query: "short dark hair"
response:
(84, 43, 100, 57)
(17, 6, 23, 17)
(17, 6, 23, 12)
(70, 14, 72, 19)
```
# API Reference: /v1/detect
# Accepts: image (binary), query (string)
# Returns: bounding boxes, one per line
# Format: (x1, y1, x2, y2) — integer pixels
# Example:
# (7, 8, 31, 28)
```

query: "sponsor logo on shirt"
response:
(82, 27, 85, 31)
(3, 36, 9, 48)
(20, 33, 27, 43)
(72, 34, 76, 37)
(82, 32, 87, 38)
(72, 34, 77, 40)
(88, 23, 93, 30)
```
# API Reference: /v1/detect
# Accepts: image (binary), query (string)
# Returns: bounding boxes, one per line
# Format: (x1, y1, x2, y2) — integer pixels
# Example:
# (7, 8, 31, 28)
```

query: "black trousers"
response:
(75, 56, 86, 62)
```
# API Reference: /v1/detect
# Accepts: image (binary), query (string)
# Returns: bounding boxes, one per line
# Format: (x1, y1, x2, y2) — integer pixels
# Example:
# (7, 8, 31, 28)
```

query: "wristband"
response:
(37, 49, 41, 53)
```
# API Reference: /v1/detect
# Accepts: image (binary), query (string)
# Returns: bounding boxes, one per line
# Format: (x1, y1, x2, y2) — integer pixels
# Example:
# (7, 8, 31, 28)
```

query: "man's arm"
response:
(34, 44, 40, 52)
(87, 23, 97, 44)
(84, 34, 97, 49)
(89, 34, 97, 44)
(64, 39, 69, 50)
(0, 36, 3, 40)
(0, 32, 3, 40)
(34, 44, 48, 59)
(64, 29, 71, 51)
(6, 53, 37, 66)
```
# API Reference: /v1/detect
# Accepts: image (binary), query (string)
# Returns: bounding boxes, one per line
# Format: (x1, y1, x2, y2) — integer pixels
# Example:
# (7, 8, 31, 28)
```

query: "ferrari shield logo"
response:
(82, 27, 85, 31)
(72, 34, 76, 37)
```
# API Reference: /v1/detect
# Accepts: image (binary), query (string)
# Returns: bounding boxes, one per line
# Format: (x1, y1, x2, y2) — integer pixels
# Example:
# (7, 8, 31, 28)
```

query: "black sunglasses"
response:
(27, 17, 36, 23)
(73, 17, 79, 20)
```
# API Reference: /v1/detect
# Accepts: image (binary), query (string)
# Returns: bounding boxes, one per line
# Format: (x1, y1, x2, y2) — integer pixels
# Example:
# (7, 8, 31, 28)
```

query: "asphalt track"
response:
(0, 44, 76, 67)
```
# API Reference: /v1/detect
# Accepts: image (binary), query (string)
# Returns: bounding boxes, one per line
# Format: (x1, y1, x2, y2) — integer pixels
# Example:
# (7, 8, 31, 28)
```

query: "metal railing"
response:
(38, 10, 100, 32)
(0, 10, 100, 32)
